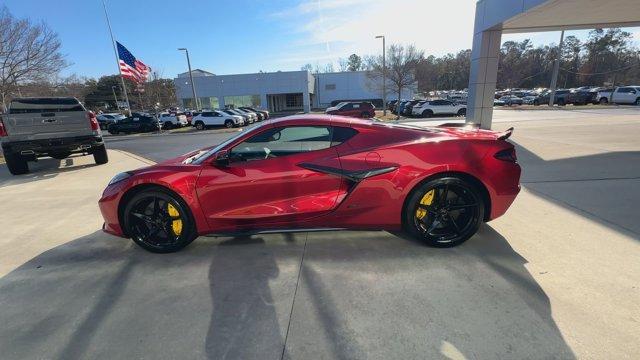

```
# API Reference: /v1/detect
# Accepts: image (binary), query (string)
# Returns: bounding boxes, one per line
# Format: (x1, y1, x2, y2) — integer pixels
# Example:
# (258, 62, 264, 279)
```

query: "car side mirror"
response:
(213, 150, 230, 166)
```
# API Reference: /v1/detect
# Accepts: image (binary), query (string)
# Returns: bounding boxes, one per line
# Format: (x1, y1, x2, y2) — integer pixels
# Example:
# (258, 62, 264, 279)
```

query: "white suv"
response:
(412, 99, 466, 118)
(158, 112, 188, 129)
(192, 110, 244, 129)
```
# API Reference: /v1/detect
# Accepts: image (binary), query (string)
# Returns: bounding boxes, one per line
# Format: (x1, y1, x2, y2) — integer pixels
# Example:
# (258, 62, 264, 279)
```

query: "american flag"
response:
(117, 41, 150, 84)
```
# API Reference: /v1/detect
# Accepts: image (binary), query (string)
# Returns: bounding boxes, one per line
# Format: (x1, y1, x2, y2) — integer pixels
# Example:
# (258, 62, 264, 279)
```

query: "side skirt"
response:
(203, 227, 348, 238)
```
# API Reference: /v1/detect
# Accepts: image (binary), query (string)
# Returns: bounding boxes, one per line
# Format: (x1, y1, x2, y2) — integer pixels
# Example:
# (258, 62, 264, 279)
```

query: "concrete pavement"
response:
(0, 108, 639, 359)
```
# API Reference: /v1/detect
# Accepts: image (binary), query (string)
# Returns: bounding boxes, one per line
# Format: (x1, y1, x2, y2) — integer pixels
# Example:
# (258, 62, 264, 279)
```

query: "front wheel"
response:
(404, 177, 484, 247)
(194, 121, 205, 130)
(224, 120, 234, 128)
(123, 189, 197, 253)
(422, 110, 433, 118)
(457, 108, 466, 116)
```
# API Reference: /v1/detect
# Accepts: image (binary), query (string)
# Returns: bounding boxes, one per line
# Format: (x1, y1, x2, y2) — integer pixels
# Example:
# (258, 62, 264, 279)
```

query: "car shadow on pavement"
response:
(0, 155, 99, 188)
(0, 227, 575, 359)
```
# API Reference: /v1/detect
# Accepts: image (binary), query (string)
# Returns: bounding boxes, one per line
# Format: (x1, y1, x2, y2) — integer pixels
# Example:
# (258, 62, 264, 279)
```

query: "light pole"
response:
(178, 48, 199, 111)
(549, 30, 565, 107)
(375, 35, 386, 116)
(111, 86, 119, 111)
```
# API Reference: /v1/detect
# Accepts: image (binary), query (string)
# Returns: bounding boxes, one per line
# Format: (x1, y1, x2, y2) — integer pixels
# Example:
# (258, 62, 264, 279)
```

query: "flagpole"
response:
(102, 0, 131, 116)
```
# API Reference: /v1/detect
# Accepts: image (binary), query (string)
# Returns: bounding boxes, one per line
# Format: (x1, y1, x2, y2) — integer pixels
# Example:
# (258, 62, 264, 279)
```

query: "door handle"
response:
(42, 118, 57, 123)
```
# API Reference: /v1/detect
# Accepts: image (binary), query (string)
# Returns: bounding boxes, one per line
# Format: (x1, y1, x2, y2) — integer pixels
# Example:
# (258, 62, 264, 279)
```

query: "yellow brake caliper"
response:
(416, 189, 435, 220)
(167, 203, 183, 236)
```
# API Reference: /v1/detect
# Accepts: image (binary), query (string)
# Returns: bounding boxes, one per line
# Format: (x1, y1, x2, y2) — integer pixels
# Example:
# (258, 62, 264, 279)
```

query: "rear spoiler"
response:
(437, 123, 514, 140)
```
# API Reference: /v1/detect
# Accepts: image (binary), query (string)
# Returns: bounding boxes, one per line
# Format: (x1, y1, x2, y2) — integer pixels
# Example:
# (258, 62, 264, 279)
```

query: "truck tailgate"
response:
(5, 111, 92, 140)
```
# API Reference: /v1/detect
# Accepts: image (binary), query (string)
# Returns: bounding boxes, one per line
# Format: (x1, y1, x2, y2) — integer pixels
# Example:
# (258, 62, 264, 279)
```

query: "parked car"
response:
(598, 86, 640, 105)
(401, 100, 422, 117)
(533, 89, 571, 106)
(522, 96, 538, 105)
(499, 95, 524, 106)
(98, 115, 521, 253)
(325, 101, 375, 118)
(107, 115, 160, 135)
(396, 101, 410, 115)
(0, 97, 108, 175)
(412, 99, 466, 117)
(240, 107, 270, 120)
(233, 108, 259, 122)
(387, 100, 398, 112)
(222, 109, 252, 124)
(596, 88, 614, 104)
(567, 89, 598, 105)
(192, 110, 243, 129)
(158, 112, 188, 129)
(96, 113, 124, 130)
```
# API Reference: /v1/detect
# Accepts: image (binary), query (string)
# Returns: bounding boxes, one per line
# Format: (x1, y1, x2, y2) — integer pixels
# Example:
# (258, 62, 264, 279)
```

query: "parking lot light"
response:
(178, 48, 199, 111)
(375, 35, 386, 116)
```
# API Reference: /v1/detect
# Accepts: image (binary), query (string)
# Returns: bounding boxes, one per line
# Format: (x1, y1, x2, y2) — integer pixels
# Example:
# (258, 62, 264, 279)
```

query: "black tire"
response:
(93, 145, 109, 164)
(361, 111, 369, 118)
(123, 189, 197, 253)
(224, 120, 234, 128)
(635, 98, 640, 106)
(599, 97, 608, 105)
(5, 152, 29, 175)
(195, 121, 205, 130)
(422, 110, 433, 118)
(557, 99, 565, 106)
(163, 122, 173, 130)
(404, 176, 484, 247)
(50, 151, 71, 160)
(457, 108, 466, 116)
(533, 100, 540, 106)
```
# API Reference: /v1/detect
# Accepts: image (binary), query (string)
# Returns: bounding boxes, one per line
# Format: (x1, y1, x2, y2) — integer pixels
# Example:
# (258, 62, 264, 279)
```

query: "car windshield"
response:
(186, 122, 268, 165)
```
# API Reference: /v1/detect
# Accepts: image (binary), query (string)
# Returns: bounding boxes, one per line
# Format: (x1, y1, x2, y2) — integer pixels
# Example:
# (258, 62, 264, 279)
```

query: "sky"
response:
(4, 0, 640, 79)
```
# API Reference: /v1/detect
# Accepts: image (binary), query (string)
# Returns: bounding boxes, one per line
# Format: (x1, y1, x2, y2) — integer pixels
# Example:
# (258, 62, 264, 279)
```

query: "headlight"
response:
(108, 172, 132, 185)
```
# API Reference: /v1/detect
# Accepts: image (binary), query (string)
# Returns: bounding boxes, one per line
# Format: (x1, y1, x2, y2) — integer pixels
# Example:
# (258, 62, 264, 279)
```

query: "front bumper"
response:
(98, 181, 128, 238)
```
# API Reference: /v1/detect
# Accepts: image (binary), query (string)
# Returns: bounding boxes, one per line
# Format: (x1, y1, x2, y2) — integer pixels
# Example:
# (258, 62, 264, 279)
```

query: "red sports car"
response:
(99, 115, 521, 253)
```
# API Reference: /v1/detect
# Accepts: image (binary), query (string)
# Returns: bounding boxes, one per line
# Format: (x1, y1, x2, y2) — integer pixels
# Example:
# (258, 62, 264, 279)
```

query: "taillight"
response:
(0, 117, 7, 137)
(87, 111, 100, 131)
(494, 147, 517, 162)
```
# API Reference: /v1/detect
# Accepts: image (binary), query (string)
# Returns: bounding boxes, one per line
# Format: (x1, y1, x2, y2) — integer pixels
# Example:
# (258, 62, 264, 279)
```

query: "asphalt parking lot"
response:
(0, 108, 639, 359)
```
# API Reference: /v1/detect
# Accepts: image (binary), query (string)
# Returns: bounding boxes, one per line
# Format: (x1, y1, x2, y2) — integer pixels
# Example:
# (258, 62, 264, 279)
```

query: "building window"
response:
(285, 94, 302, 108)
(199, 97, 220, 110)
(223, 95, 261, 108)
(325, 84, 336, 91)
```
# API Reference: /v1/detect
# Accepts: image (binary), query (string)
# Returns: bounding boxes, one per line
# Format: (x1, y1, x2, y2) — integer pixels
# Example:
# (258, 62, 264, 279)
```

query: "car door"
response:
(195, 124, 348, 231)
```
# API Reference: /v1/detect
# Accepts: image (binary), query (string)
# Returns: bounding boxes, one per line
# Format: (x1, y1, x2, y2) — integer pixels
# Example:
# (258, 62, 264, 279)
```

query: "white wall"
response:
(315, 71, 416, 107)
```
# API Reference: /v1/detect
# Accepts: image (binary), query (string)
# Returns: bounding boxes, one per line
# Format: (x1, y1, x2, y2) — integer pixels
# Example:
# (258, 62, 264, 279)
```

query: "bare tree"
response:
(0, 6, 67, 109)
(337, 58, 349, 72)
(366, 44, 423, 117)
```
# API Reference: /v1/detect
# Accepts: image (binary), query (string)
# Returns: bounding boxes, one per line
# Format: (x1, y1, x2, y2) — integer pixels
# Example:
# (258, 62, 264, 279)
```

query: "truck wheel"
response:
(195, 121, 205, 130)
(5, 152, 29, 175)
(93, 145, 109, 165)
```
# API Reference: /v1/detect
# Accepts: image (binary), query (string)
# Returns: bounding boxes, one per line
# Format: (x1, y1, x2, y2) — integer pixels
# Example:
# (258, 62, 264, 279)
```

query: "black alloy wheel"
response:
(457, 108, 466, 116)
(124, 190, 197, 253)
(405, 177, 484, 247)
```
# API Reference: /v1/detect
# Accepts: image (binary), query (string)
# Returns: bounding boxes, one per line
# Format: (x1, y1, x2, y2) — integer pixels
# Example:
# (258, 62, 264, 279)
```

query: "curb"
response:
(110, 149, 157, 165)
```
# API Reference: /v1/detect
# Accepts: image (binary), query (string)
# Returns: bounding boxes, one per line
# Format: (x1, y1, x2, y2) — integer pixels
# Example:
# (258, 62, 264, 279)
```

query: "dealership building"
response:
(174, 69, 416, 113)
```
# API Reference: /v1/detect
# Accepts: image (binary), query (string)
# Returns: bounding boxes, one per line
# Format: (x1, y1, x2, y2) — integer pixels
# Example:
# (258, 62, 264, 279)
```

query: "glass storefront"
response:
(182, 97, 220, 110)
(223, 95, 261, 108)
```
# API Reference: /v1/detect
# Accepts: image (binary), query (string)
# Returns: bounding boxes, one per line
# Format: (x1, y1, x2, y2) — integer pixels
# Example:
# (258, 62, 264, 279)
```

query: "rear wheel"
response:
(5, 152, 29, 175)
(163, 122, 173, 130)
(404, 177, 484, 247)
(599, 97, 608, 104)
(422, 110, 433, 118)
(124, 190, 197, 253)
(557, 99, 565, 106)
(457, 108, 466, 116)
(635, 98, 640, 105)
(92, 145, 109, 164)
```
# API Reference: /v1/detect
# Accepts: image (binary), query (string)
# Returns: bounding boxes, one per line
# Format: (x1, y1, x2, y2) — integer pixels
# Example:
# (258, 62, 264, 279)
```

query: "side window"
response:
(617, 87, 630, 93)
(230, 126, 333, 161)
(352, 103, 361, 109)
(331, 127, 358, 147)
(341, 103, 353, 110)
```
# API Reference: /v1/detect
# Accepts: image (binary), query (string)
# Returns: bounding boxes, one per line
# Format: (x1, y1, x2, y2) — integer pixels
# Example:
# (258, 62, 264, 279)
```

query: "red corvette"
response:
(99, 115, 520, 253)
